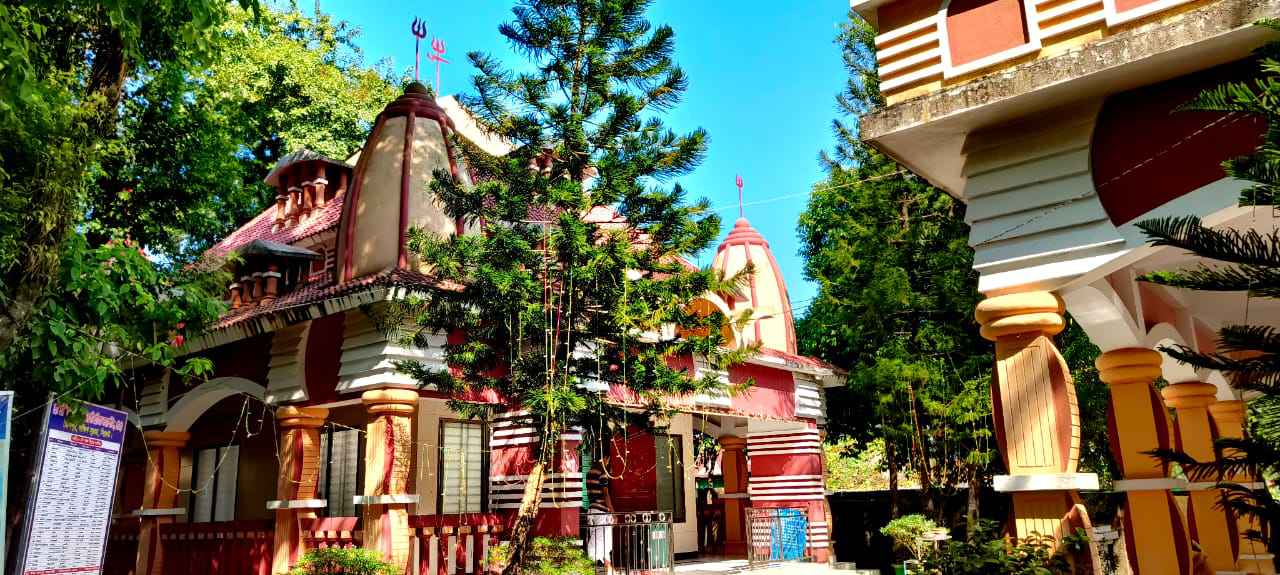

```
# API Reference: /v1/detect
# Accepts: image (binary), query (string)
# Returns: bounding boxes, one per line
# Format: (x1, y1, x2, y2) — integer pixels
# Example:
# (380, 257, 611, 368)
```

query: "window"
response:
(439, 421, 487, 513)
(317, 428, 361, 517)
(192, 445, 239, 522)
(655, 434, 685, 522)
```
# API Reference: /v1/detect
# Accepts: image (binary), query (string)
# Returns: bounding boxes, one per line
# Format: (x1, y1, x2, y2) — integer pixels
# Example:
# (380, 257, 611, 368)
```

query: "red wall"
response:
(1092, 59, 1265, 225)
(946, 0, 1028, 67)
(728, 363, 796, 419)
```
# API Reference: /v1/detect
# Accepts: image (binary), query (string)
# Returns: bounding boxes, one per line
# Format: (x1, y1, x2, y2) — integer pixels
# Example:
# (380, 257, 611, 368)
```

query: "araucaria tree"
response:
(374, 2, 746, 573)
(1138, 20, 1280, 557)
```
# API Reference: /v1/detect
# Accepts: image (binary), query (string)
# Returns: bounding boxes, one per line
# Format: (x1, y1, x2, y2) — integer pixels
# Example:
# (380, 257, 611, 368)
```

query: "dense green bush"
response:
(487, 537, 594, 575)
(919, 519, 1071, 575)
(288, 547, 396, 575)
(880, 514, 937, 561)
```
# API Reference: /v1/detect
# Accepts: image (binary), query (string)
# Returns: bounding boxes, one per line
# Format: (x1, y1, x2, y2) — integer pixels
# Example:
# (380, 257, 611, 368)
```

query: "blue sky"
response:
(319, 0, 853, 313)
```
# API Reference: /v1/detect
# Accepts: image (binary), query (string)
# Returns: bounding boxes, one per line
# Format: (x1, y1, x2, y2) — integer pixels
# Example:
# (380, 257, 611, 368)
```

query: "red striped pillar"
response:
(489, 411, 582, 536)
(745, 427, 829, 562)
(976, 292, 1099, 571)
(1097, 348, 1192, 575)
(271, 406, 328, 573)
(719, 436, 748, 555)
(1162, 383, 1235, 573)
(1209, 400, 1277, 574)
(135, 431, 190, 575)
(361, 389, 418, 571)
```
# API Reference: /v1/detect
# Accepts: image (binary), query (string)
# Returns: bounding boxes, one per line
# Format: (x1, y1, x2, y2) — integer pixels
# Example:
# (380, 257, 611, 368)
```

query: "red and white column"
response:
(270, 406, 328, 573)
(746, 426, 829, 562)
(134, 431, 190, 575)
(488, 411, 582, 535)
(360, 389, 418, 571)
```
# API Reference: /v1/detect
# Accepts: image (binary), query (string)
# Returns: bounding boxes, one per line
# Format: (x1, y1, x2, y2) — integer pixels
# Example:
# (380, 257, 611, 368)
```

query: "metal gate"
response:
(746, 507, 811, 568)
(583, 511, 674, 575)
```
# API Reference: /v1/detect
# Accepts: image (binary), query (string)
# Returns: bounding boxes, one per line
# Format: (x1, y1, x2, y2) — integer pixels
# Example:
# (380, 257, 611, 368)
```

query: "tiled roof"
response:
(209, 268, 462, 331)
(208, 195, 344, 256)
(755, 346, 845, 374)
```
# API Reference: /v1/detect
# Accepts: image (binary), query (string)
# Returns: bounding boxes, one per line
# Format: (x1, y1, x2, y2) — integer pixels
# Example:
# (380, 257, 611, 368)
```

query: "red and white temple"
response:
(106, 84, 844, 574)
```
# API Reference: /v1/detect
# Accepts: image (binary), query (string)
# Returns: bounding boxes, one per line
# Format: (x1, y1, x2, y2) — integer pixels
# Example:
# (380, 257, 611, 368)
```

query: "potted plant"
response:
(880, 514, 937, 575)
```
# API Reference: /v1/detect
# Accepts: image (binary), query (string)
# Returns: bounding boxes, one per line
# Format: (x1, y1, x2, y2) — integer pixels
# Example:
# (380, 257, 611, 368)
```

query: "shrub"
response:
(880, 514, 938, 561)
(487, 537, 594, 575)
(288, 547, 396, 575)
(920, 519, 1071, 575)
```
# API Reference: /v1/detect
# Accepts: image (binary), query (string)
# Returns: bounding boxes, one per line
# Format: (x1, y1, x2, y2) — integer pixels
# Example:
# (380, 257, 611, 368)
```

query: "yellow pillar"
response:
(1209, 400, 1277, 574)
(361, 389, 418, 571)
(975, 292, 1099, 569)
(272, 406, 329, 573)
(719, 436, 748, 555)
(1162, 382, 1235, 573)
(135, 430, 190, 575)
(1096, 348, 1192, 575)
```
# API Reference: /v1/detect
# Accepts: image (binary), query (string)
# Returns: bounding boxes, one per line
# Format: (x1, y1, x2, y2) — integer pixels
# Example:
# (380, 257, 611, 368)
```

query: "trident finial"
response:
(735, 174, 745, 219)
(411, 17, 429, 82)
(426, 37, 451, 96)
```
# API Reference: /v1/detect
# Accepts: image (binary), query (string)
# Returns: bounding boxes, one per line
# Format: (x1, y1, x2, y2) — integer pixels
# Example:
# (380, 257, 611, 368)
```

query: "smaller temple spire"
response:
(735, 174, 744, 219)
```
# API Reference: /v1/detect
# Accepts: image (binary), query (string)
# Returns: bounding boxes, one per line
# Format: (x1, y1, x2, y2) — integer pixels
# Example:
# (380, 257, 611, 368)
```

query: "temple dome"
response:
(711, 217, 797, 353)
(335, 83, 473, 283)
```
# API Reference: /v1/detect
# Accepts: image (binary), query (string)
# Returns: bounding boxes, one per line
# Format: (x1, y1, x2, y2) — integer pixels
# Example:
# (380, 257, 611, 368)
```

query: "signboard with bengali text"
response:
(15, 400, 128, 575)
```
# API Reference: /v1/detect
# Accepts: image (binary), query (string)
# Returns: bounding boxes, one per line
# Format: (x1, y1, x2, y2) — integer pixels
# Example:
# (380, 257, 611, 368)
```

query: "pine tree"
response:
(1138, 20, 1280, 556)
(373, 2, 747, 572)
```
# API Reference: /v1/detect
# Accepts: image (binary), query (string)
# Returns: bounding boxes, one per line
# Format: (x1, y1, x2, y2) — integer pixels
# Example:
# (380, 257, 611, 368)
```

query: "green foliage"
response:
(91, 2, 401, 261)
(797, 14, 994, 520)
(486, 537, 594, 575)
(4, 234, 228, 398)
(880, 514, 937, 561)
(825, 436, 917, 492)
(1134, 20, 1280, 555)
(920, 519, 1072, 575)
(287, 547, 396, 575)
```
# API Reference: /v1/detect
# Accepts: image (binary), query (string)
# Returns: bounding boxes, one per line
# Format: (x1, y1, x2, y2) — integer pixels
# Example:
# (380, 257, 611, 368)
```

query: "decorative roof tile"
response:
(209, 194, 344, 256)
(209, 268, 462, 331)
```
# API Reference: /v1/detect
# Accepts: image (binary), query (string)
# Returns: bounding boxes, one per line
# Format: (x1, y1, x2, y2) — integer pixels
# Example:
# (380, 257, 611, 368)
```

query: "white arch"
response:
(164, 377, 267, 433)
(1061, 282, 1144, 352)
(1146, 322, 1205, 383)
(1204, 371, 1237, 401)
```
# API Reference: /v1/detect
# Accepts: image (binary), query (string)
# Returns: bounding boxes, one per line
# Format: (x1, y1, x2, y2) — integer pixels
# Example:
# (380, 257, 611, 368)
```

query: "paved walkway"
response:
(673, 558, 833, 575)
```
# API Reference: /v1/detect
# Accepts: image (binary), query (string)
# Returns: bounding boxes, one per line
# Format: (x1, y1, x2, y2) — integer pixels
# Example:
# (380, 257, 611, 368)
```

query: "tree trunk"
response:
(965, 465, 980, 533)
(500, 458, 547, 575)
(887, 441, 899, 518)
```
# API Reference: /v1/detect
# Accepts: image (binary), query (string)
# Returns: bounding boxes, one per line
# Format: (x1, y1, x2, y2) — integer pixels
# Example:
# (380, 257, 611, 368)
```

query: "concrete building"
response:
(851, 0, 1278, 572)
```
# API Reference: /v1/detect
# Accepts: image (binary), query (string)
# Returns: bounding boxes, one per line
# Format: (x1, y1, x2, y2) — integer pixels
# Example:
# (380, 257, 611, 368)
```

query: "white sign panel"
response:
(16, 400, 128, 575)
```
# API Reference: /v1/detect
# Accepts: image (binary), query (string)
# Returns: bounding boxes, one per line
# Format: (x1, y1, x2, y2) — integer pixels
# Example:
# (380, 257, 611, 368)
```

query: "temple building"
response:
(851, 0, 1278, 572)
(103, 84, 844, 574)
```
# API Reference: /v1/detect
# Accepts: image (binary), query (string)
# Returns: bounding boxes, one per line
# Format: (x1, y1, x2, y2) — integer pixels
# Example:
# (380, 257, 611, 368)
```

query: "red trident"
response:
(735, 174, 745, 218)
(426, 37, 451, 96)
(411, 17, 429, 82)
